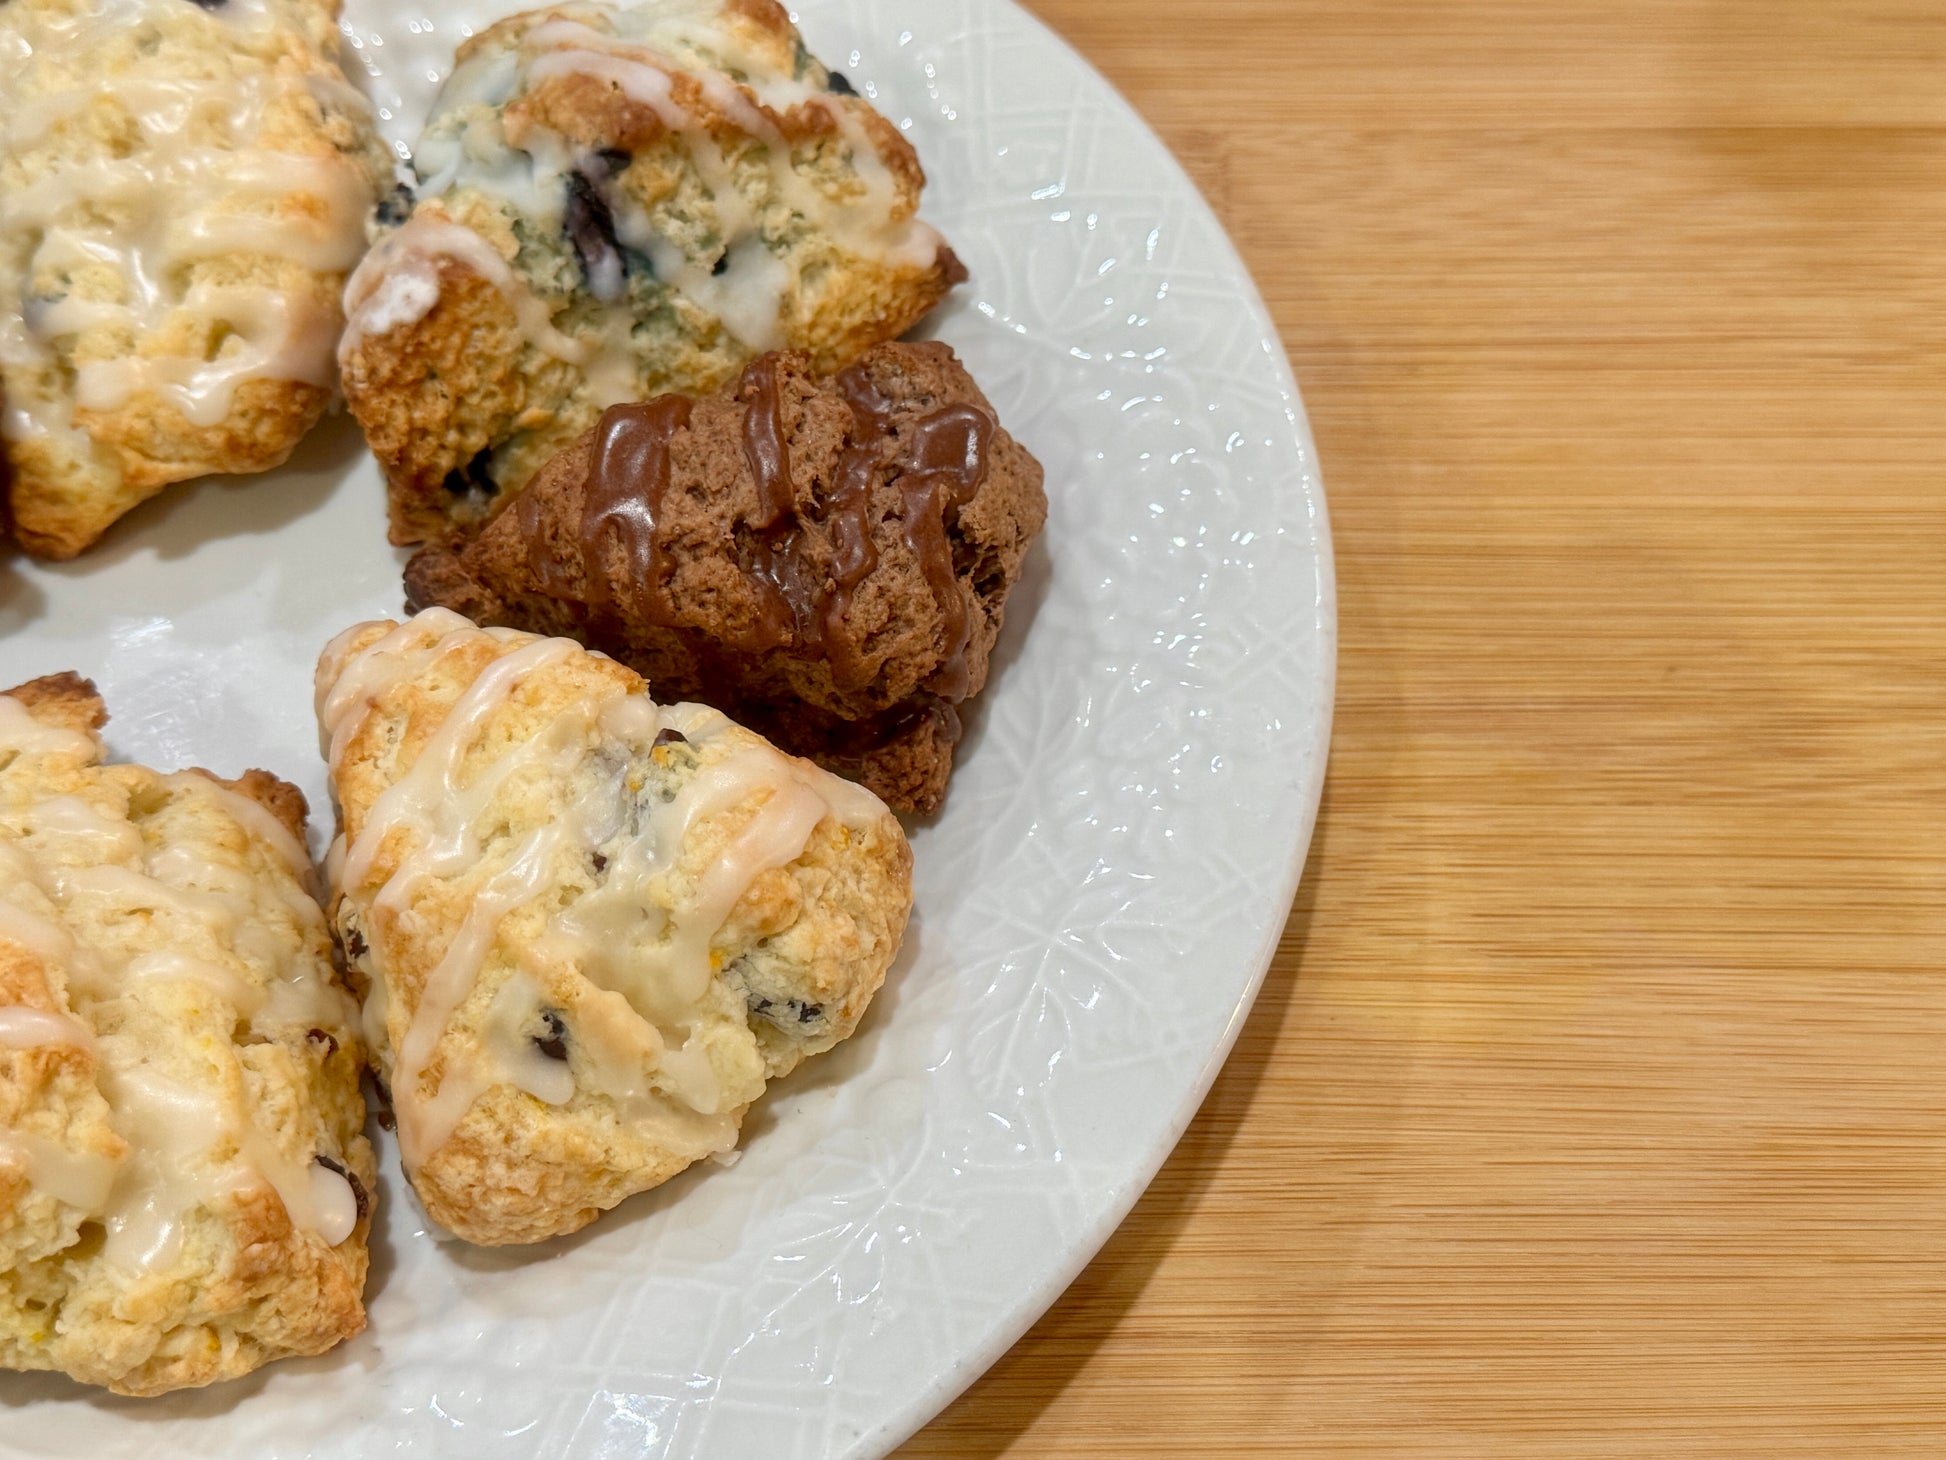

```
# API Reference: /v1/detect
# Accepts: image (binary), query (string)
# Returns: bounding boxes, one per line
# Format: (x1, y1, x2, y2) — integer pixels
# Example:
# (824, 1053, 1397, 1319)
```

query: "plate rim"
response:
(854, 3, 1338, 1452)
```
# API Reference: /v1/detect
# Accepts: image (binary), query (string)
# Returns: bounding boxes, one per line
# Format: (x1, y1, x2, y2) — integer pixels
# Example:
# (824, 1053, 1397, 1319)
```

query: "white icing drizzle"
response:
(0, 6, 375, 443)
(53, 863, 243, 937)
(338, 636, 582, 896)
(659, 703, 888, 834)
(99, 1064, 361, 1273)
(259, 964, 360, 1035)
(389, 822, 569, 1163)
(321, 612, 889, 1169)
(0, 697, 95, 760)
(0, 1133, 118, 1212)
(526, 18, 937, 273)
(0, 1006, 95, 1050)
(340, 215, 595, 365)
(99, 1068, 238, 1273)
(120, 950, 266, 1017)
(169, 773, 307, 877)
(316, 607, 478, 764)
(25, 795, 146, 860)
(305, 1162, 360, 1248)
(0, 891, 78, 965)
(233, 1088, 358, 1250)
(337, 634, 598, 1163)
(0, 691, 359, 1262)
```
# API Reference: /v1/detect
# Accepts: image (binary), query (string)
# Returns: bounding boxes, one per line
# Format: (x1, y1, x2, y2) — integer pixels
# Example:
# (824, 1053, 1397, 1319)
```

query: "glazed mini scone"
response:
(403, 343, 1049, 814)
(339, 0, 966, 546)
(0, 673, 372, 1397)
(0, 0, 388, 560)
(317, 609, 911, 1246)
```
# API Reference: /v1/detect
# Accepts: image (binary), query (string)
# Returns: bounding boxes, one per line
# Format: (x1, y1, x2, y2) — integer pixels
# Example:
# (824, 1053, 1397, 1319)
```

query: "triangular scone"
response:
(316, 609, 912, 1246)
(0, 674, 372, 1396)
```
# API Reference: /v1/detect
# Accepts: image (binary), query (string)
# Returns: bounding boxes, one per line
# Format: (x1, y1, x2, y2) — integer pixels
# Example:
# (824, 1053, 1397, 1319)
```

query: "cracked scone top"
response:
(0, 673, 372, 1397)
(338, 0, 966, 546)
(317, 609, 912, 1246)
(0, 0, 388, 559)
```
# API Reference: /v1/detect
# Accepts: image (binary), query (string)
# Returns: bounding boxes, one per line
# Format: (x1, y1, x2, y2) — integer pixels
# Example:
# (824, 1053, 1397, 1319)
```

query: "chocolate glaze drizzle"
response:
(523, 394, 695, 623)
(825, 361, 992, 698)
(738, 354, 820, 653)
(893, 402, 993, 700)
(538, 353, 995, 731)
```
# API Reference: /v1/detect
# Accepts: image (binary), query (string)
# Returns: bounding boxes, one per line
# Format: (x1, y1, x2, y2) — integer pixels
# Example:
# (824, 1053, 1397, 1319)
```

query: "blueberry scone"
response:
(0, 673, 372, 1396)
(317, 609, 911, 1246)
(404, 343, 1048, 814)
(338, 0, 966, 547)
(0, 0, 388, 560)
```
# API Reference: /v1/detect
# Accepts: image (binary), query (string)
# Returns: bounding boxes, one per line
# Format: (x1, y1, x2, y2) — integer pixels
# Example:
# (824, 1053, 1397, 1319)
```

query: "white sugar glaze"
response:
(0, 1132, 118, 1212)
(0, 1008, 94, 1050)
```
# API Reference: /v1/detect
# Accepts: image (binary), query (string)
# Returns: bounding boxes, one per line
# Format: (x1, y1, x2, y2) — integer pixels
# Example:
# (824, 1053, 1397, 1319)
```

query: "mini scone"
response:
(404, 342, 1049, 814)
(0, 673, 372, 1397)
(338, 0, 965, 546)
(0, 0, 388, 560)
(317, 609, 912, 1246)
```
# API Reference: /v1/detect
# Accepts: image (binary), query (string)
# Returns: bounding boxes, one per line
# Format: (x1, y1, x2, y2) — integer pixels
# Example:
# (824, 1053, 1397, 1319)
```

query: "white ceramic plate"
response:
(0, 2, 1333, 1454)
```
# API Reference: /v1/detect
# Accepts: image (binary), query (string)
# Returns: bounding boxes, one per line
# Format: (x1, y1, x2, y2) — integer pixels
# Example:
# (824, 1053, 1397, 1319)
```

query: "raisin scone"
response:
(404, 342, 1047, 814)
(338, 0, 966, 547)
(0, 673, 372, 1397)
(0, 0, 389, 560)
(317, 609, 911, 1246)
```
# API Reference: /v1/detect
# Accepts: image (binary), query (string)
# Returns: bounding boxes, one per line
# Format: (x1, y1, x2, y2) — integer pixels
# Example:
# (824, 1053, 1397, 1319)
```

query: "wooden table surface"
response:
(903, 2, 1946, 1453)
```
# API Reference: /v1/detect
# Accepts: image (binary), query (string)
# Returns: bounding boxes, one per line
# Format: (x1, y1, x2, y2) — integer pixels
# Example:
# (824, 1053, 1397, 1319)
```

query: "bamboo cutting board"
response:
(903, 1, 1946, 1453)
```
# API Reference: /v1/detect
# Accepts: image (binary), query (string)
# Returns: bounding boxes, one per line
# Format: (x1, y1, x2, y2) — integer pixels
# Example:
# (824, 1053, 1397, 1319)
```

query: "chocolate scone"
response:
(404, 342, 1046, 814)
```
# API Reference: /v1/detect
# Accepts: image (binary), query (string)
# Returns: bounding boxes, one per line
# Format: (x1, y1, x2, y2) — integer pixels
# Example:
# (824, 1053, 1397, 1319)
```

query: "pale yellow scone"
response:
(338, 0, 966, 545)
(0, 0, 389, 560)
(317, 609, 912, 1246)
(0, 673, 372, 1396)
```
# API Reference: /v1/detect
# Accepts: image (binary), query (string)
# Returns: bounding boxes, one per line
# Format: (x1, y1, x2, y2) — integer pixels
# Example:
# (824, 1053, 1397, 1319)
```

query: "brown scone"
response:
(404, 342, 1047, 814)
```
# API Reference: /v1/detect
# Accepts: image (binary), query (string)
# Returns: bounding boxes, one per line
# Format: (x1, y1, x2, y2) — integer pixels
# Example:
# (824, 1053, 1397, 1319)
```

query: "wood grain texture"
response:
(901, 1, 1946, 1454)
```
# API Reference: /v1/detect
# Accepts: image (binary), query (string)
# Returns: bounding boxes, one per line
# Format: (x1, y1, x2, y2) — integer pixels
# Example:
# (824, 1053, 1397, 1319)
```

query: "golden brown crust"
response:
(2, 673, 106, 734)
(5, 377, 336, 562)
(724, 0, 793, 36)
(216, 769, 312, 846)
(340, 247, 576, 548)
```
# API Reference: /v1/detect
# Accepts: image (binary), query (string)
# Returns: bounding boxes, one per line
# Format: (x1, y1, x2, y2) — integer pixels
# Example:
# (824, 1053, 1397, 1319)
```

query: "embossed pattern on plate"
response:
(0, 2, 1333, 1455)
